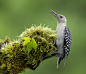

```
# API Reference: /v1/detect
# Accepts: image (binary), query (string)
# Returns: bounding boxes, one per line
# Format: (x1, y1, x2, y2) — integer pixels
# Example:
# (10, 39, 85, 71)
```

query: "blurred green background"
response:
(0, 0, 86, 74)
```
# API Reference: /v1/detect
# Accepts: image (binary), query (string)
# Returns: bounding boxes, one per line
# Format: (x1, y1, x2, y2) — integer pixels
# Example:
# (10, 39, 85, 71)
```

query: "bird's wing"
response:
(64, 26, 72, 59)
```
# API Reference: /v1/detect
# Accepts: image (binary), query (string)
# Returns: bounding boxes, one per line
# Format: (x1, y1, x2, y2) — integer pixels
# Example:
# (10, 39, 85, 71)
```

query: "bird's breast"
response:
(56, 24, 65, 45)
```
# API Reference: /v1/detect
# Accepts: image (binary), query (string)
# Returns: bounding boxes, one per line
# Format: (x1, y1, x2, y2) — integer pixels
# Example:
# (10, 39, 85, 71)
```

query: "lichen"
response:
(0, 24, 57, 74)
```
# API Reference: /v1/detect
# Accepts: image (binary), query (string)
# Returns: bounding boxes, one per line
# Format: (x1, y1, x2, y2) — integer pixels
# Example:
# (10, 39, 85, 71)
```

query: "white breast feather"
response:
(56, 23, 65, 45)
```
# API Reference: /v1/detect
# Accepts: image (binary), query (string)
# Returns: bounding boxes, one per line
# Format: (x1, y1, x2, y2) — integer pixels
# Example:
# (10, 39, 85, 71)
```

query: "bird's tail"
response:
(57, 55, 65, 68)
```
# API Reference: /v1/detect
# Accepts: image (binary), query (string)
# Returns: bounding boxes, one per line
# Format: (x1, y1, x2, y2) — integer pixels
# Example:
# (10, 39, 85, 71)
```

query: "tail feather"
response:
(57, 55, 65, 68)
(64, 57, 67, 66)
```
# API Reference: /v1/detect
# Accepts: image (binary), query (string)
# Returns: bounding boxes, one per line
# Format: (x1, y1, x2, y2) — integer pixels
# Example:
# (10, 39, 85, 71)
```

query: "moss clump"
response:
(0, 25, 57, 74)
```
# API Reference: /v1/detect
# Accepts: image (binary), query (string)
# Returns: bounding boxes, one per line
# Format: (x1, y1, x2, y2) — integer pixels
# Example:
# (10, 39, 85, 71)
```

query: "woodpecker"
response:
(43, 10, 72, 68)
(51, 10, 72, 68)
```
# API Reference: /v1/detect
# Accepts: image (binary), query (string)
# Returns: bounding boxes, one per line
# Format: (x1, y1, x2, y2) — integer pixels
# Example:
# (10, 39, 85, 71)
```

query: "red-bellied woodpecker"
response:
(51, 10, 72, 68)
(43, 10, 72, 68)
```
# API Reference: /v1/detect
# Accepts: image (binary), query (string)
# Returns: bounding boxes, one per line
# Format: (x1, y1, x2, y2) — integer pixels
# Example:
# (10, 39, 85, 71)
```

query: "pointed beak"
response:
(50, 10, 59, 20)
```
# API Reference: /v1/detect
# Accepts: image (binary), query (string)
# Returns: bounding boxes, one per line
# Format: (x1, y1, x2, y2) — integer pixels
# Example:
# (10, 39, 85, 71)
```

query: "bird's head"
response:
(50, 10, 67, 24)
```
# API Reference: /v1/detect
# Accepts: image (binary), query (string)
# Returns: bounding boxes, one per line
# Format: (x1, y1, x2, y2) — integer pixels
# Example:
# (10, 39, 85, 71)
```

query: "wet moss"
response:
(0, 25, 57, 74)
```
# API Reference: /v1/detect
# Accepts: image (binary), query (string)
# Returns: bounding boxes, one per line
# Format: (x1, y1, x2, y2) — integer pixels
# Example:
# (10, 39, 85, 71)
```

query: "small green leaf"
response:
(27, 42, 33, 53)
(23, 37, 31, 46)
(31, 38, 37, 50)
(27, 38, 37, 53)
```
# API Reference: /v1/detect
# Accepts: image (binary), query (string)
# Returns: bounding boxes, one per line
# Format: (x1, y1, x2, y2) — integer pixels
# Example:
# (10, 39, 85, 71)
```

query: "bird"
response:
(43, 10, 72, 68)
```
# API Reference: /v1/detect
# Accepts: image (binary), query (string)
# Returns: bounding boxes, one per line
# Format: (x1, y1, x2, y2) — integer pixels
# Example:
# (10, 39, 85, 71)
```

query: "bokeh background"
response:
(0, 0, 86, 74)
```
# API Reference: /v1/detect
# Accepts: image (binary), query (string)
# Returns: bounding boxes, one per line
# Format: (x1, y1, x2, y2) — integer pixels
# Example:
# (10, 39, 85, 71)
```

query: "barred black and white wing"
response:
(64, 26, 72, 63)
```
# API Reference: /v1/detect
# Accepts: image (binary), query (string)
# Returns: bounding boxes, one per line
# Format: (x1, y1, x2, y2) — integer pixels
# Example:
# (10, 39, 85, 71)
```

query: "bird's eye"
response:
(60, 16, 63, 18)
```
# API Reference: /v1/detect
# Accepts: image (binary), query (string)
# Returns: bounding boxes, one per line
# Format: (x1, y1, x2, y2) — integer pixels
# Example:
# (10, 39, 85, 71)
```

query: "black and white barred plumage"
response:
(64, 26, 72, 58)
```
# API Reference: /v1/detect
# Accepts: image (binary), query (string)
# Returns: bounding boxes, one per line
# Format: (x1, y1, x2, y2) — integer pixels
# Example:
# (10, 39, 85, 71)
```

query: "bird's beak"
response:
(50, 10, 60, 22)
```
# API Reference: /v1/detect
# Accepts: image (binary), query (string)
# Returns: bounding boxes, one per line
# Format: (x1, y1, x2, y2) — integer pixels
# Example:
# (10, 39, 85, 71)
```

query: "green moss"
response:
(0, 25, 57, 74)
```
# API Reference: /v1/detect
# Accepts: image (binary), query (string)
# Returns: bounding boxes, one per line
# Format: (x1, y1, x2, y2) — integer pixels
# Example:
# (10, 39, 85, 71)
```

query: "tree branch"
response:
(0, 25, 58, 74)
